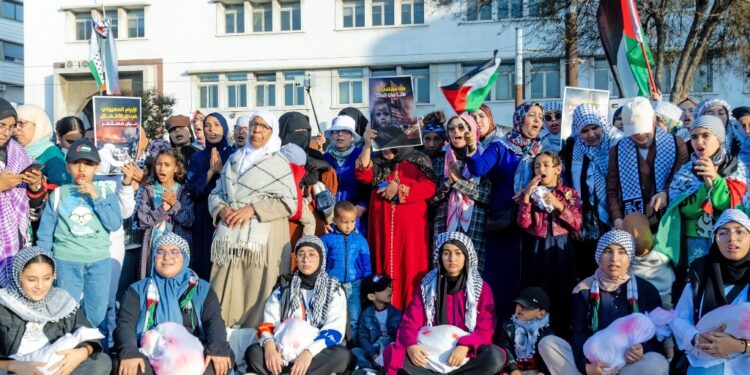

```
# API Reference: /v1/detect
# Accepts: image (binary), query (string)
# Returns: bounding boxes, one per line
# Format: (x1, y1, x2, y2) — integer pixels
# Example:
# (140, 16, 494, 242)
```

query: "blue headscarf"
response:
(132, 233, 210, 337)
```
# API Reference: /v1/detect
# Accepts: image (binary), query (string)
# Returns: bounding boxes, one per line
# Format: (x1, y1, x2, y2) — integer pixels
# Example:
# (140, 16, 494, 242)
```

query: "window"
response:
(280, 1, 301, 31)
(497, 0, 522, 19)
(494, 64, 514, 100)
(661, 60, 713, 94)
(127, 9, 145, 38)
(467, 0, 491, 21)
(401, 0, 423, 24)
(255, 73, 276, 107)
(3, 42, 22, 62)
(227, 73, 248, 108)
(343, 0, 365, 28)
(370, 68, 397, 77)
(404, 67, 430, 103)
(529, 63, 561, 99)
(371, 0, 394, 26)
(105, 9, 118, 38)
(593, 60, 620, 97)
(252, 2, 272, 32)
(3, 0, 22, 22)
(75, 12, 92, 40)
(526, 0, 542, 17)
(225, 4, 245, 34)
(338, 68, 364, 104)
(199, 75, 219, 109)
(283, 71, 305, 106)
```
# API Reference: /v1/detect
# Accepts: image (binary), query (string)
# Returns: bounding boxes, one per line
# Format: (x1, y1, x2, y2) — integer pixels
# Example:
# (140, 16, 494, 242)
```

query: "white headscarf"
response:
(16, 104, 54, 159)
(238, 110, 282, 174)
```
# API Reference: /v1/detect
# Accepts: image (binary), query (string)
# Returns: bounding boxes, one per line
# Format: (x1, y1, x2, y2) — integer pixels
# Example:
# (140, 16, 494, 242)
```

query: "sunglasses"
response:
(544, 113, 562, 122)
(447, 124, 468, 132)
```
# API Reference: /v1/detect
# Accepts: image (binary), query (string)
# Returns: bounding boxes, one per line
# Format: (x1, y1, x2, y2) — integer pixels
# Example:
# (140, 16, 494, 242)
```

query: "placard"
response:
(368, 76, 422, 151)
(92, 96, 141, 174)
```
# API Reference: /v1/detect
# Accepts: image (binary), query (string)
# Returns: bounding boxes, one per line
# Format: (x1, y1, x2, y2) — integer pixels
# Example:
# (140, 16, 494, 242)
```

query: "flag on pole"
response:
(440, 51, 500, 114)
(597, 0, 656, 97)
(88, 19, 121, 95)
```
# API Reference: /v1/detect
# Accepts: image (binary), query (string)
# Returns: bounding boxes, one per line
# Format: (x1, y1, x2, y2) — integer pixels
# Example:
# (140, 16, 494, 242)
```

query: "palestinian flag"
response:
(441, 51, 500, 113)
(88, 19, 121, 95)
(597, 0, 656, 97)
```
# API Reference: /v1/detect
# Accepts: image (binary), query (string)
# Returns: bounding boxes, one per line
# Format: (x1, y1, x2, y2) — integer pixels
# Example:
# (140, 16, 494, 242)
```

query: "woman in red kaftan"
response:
(355, 126, 436, 310)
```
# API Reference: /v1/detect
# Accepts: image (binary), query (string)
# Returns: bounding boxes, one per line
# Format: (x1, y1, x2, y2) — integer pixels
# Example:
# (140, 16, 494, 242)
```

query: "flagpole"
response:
(638, 41, 658, 94)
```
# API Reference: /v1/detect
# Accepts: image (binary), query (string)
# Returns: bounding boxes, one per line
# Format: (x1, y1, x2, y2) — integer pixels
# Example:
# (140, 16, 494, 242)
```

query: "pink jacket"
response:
(517, 185, 583, 238)
(384, 281, 496, 374)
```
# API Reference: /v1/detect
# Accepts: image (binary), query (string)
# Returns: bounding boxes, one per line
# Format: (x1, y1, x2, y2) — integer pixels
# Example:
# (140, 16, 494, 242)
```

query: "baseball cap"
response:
(66, 139, 101, 163)
(513, 287, 550, 311)
(363, 273, 392, 295)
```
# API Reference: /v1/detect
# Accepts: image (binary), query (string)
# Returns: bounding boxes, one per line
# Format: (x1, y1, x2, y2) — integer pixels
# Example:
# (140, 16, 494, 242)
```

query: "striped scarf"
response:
(444, 113, 482, 232)
(589, 269, 639, 332)
(140, 270, 201, 334)
(285, 236, 340, 327)
(0, 139, 32, 287)
(617, 127, 676, 216)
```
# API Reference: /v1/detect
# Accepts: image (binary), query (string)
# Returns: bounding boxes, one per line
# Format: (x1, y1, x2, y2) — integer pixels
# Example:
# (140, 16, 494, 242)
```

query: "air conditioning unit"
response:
(0, 84, 6, 92)
(65, 60, 75, 68)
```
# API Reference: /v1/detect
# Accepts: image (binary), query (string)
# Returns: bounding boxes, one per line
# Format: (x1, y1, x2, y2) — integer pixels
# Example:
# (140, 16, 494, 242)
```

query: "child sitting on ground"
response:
(498, 287, 554, 375)
(353, 274, 401, 373)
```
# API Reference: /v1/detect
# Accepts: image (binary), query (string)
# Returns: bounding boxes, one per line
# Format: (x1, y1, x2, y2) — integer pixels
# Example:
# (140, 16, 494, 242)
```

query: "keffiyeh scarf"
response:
(0, 139, 32, 287)
(500, 103, 543, 194)
(325, 144, 356, 168)
(511, 314, 550, 360)
(422, 232, 483, 331)
(444, 113, 482, 232)
(285, 236, 340, 327)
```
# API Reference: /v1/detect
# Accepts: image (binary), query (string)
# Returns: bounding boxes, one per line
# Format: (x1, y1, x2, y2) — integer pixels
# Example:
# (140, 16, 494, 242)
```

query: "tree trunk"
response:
(565, 1, 579, 86)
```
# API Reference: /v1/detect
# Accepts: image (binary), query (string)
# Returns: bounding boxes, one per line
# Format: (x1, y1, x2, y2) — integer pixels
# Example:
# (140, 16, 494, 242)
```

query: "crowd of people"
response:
(0, 92, 749, 375)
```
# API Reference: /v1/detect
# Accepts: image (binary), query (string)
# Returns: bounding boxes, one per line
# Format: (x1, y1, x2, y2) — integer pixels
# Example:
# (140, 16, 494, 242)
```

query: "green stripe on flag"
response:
(88, 61, 103, 88)
(624, 35, 653, 97)
(465, 73, 498, 113)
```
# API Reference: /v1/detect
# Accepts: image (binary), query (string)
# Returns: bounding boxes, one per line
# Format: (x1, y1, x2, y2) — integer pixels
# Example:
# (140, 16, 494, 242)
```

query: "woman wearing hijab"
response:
(469, 103, 503, 148)
(540, 230, 667, 375)
(185, 113, 234, 280)
(339, 107, 369, 145)
(278, 112, 338, 249)
(731, 106, 750, 165)
(420, 111, 448, 175)
(383, 232, 505, 375)
(431, 114, 491, 272)
(247, 235, 352, 375)
(464, 102, 544, 317)
(115, 233, 232, 375)
(14, 104, 68, 186)
(564, 104, 621, 280)
(54, 116, 86, 154)
(355, 124, 436, 310)
(0, 98, 46, 288)
(670, 209, 750, 374)
(0, 246, 110, 374)
(208, 110, 297, 328)
(695, 98, 740, 154)
(656, 115, 747, 273)
(540, 101, 563, 153)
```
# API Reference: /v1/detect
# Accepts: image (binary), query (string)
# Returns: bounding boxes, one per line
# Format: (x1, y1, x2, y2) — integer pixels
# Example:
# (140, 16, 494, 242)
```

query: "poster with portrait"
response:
(560, 87, 611, 139)
(92, 96, 142, 174)
(368, 76, 422, 151)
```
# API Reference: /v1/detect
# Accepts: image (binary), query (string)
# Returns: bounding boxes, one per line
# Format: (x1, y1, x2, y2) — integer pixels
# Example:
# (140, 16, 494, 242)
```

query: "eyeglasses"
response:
(544, 113, 562, 122)
(0, 122, 17, 134)
(155, 249, 183, 259)
(331, 130, 352, 136)
(716, 228, 750, 241)
(16, 120, 33, 129)
(295, 252, 319, 261)
(250, 123, 271, 130)
(447, 124, 467, 132)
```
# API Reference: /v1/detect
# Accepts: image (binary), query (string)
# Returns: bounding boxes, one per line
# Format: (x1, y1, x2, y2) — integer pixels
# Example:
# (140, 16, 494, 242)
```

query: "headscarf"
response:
(371, 147, 435, 187)
(237, 110, 282, 174)
(422, 122, 446, 141)
(133, 233, 208, 337)
(203, 112, 232, 152)
(147, 139, 172, 159)
(0, 246, 78, 323)
(695, 98, 737, 153)
(0, 97, 16, 124)
(574, 230, 639, 332)
(339, 107, 368, 139)
(571, 104, 619, 234)
(421, 232, 483, 331)
(284, 236, 340, 327)
(279, 112, 312, 150)
(16, 105, 54, 159)
(443, 113, 481, 232)
(652, 101, 684, 133)
(500, 102, 543, 193)
(0, 137, 32, 286)
(473, 104, 497, 140)
(697, 209, 750, 317)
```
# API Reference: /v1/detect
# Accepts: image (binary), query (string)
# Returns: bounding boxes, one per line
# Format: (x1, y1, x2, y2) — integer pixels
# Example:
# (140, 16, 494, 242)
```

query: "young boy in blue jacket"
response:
(323, 200, 372, 338)
(37, 139, 121, 328)
(353, 274, 401, 372)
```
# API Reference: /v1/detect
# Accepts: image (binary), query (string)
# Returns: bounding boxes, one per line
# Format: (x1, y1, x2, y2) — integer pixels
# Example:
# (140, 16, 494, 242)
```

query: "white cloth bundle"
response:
(274, 318, 320, 364)
(689, 303, 750, 368)
(11, 327, 103, 375)
(417, 325, 469, 374)
(139, 322, 205, 375)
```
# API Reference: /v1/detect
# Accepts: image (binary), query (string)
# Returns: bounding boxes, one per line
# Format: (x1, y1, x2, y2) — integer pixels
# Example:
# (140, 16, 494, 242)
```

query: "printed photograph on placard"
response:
(369, 76, 422, 151)
(92, 96, 142, 174)
(560, 87, 611, 139)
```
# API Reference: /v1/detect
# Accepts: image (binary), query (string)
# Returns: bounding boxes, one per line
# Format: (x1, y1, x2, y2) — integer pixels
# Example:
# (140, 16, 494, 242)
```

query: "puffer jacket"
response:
(322, 225, 372, 283)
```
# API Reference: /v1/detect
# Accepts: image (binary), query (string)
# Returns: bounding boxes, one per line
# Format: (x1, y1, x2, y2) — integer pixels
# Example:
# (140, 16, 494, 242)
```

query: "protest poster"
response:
(608, 98, 633, 129)
(368, 76, 422, 151)
(560, 87, 611, 139)
(92, 96, 142, 174)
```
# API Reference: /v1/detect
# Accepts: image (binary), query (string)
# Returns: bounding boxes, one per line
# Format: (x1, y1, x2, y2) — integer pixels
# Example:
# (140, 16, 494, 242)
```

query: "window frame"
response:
(466, 0, 492, 22)
(279, 0, 302, 31)
(3, 0, 22, 22)
(225, 4, 246, 34)
(75, 12, 92, 41)
(402, 67, 430, 104)
(252, 1, 273, 33)
(528, 62, 561, 100)
(226, 73, 249, 109)
(371, 0, 394, 27)
(342, 0, 365, 28)
(254, 72, 277, 107)
(126, 8, 145, 38)
(338, 68, 365, 105)
(400, 0, 424, 25)
(198, 75, 220, 109)
(2, 41, 23, 63)
(283, 71, 306, 107)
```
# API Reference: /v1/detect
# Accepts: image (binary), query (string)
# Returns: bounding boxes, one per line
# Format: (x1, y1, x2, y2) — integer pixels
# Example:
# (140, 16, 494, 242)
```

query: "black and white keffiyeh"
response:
(422, 232, 483, 331)
(0, 246, 78, 323)
(617, 126, 676, 216)
(286, 235, 341, 328)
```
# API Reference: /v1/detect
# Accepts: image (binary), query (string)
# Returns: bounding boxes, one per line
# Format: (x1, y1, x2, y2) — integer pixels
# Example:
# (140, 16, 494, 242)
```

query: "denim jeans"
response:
(343, 280, 362, 340)
(352, 336, 391, 369)
(55, 257, 111, 328)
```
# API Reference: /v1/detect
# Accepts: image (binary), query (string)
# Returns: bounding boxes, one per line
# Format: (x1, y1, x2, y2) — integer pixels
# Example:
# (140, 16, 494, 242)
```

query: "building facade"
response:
(23, 0, 750, 132)
(1, 0, 23, 103)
